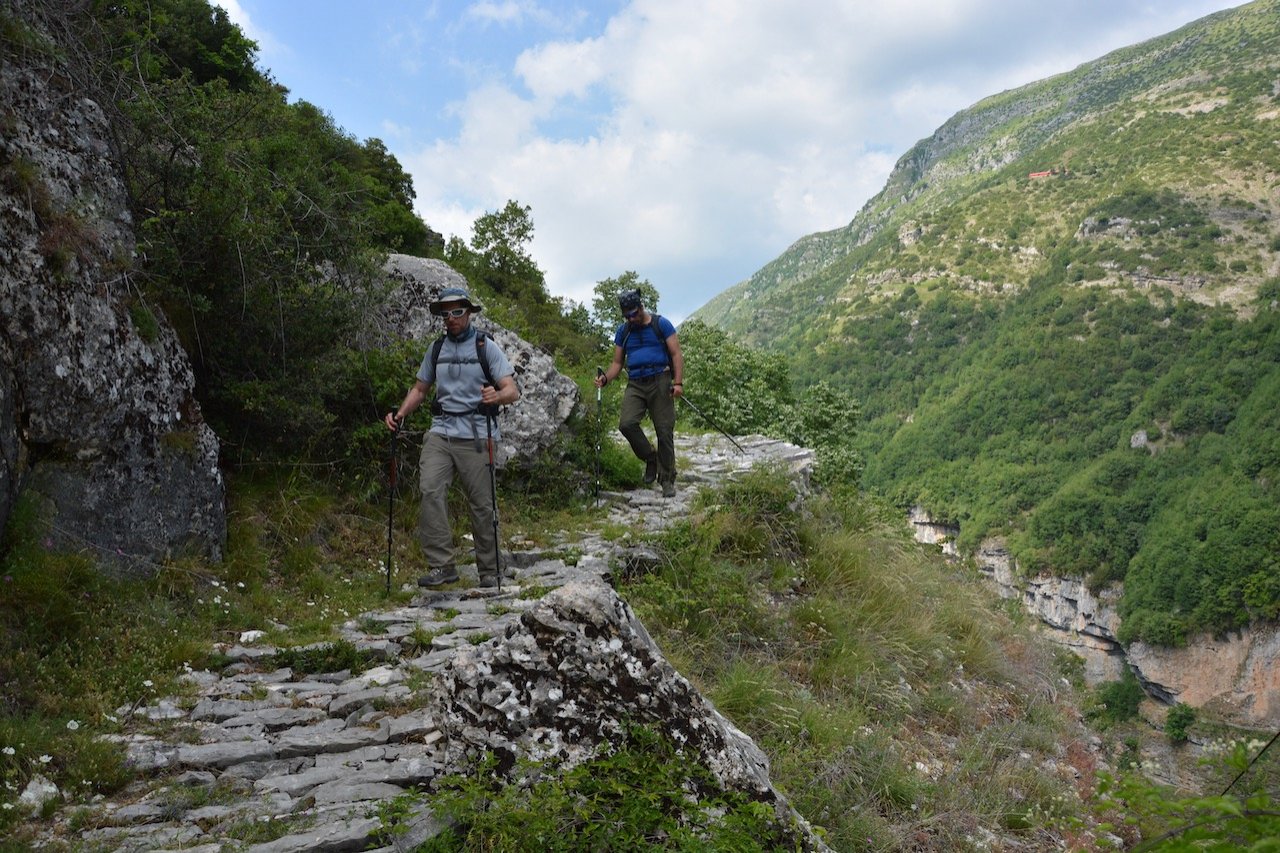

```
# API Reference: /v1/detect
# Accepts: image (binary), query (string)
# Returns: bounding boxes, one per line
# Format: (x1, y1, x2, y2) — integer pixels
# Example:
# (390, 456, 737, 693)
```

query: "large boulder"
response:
(0, 9, 225, 568)
(374, 254, 579, 466)
(430, 577, 832, 851)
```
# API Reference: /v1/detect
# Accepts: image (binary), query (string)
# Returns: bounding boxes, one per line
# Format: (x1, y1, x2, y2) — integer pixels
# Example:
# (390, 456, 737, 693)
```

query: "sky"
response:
(214, 0, 1245, 322)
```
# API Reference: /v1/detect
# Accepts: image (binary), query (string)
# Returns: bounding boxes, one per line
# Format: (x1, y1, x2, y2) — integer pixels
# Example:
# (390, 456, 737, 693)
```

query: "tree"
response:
(592, 272, 661, 343)
(470, 200, 542, 287)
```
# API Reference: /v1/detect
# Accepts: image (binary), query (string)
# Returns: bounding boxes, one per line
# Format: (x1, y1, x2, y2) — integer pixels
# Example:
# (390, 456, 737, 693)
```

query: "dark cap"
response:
(618, 289, 643, 312)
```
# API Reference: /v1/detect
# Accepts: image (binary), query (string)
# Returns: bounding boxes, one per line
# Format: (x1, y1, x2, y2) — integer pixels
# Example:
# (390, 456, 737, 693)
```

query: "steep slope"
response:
(698, 0, 1277, 339)
(696, 0, 1280, 646)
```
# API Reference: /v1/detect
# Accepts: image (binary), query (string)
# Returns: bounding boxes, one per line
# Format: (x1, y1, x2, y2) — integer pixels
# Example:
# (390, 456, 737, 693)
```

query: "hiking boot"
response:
(662, 481, 676, 498)
(477, 574, 499, 589)
(417, 566, 460, 587)
(643, 454, 658, 484)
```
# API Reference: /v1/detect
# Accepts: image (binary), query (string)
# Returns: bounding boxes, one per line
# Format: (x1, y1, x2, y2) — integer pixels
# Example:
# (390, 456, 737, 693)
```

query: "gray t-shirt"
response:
(416, 327, 514, 440)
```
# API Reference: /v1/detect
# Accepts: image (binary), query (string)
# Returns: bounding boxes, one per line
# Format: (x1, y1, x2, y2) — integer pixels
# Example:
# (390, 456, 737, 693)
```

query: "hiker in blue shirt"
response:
(386, 287, 520, 588)
(594, 289, 685, 497)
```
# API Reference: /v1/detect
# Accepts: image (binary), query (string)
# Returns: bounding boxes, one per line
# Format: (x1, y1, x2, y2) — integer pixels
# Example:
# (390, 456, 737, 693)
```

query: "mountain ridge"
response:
(692, 0, 1280, 650)
(696, 0, 1274, 337)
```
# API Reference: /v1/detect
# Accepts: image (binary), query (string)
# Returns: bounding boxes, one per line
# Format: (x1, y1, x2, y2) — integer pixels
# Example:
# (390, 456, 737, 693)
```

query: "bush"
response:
(1086, 672, 1146, 727)
(404, 725, 799, 851)
(1164, 702, 1196, 743)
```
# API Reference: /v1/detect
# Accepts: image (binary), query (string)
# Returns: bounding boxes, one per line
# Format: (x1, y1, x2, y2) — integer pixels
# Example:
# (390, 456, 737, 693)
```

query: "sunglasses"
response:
(440, 307, 469, 318)
(623, 308, 641, 319)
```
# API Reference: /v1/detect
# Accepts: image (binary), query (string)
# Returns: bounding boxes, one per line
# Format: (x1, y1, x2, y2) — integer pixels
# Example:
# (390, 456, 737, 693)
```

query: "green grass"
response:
(619, 470, 1090, 850)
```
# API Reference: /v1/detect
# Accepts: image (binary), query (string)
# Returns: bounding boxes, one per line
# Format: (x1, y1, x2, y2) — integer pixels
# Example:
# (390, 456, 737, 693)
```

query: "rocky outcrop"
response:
(372, 254, 580, 467)
(1128, 625, 1280, 723)
(909, 505, 959, 556)
(0, 11, 225, 568)
(905, 508, 1280, 727)
(970, 535, 1278, 728)
(976, 540, 1129, 685)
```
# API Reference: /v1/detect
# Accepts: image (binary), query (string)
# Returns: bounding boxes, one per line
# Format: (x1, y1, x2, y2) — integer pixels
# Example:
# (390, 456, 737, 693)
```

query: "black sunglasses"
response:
(623, 308, 641, 318)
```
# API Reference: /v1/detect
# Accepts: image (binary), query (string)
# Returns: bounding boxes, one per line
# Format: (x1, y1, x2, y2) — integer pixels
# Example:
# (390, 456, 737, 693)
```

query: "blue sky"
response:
(216, 0, 1244, 322)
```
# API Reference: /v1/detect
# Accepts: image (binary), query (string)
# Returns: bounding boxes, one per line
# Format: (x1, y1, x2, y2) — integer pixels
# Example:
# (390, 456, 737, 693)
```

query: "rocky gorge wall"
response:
(909, 509, 1279, 728)
(1, 10, 226, 568)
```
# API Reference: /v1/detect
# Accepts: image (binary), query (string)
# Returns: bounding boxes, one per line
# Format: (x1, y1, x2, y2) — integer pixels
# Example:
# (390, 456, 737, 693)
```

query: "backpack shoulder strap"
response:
(474, 330, 496, 388)
(651, 314, 668, 342)
(430, 334, 446, 377)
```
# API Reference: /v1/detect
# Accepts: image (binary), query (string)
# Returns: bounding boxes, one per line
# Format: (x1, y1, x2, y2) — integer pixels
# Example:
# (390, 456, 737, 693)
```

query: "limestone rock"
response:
(374, 254, 580, 466)
(0, 7, 225, 568)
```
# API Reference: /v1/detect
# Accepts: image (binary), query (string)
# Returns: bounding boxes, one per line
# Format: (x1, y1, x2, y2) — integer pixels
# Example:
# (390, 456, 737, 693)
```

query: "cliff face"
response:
(0, 7, 225, 567)
(905, 509, 1278, 727)
(971, 536, 1279, 729)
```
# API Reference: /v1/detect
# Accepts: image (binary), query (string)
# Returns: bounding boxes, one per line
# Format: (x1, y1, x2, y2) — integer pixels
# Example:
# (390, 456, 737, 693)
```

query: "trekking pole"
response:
(594, 367, 604, 506)
(677, 394, 746, 454)
(386, 412, 402, 595)
(484, 408, 503, 593)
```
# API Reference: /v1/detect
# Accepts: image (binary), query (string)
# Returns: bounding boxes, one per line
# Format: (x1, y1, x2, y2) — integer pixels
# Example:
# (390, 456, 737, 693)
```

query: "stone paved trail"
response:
(38, 434, 815, 853)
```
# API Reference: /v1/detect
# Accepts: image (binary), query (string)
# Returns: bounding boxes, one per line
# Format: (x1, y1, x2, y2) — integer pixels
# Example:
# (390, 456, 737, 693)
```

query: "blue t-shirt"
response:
(416, 326, 514, 439)
(614, 315, 676, 379)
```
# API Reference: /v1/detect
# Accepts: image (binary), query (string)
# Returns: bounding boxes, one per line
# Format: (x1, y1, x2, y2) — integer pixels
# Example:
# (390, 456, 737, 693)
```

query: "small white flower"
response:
(236, 582, 245, 589)
(2, 746, 14, 755)
(2, 803, 12, 810)
(39, 754, 52, 764)
(142, 679, 154, 688)
(66, 720, 80, 731)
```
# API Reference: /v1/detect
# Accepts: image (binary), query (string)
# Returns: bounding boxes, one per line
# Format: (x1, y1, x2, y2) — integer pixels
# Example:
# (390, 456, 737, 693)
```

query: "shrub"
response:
(1086, 672, 1146, 727)
(1164, 703, 1196, 743)
(406, 725, 799, 851)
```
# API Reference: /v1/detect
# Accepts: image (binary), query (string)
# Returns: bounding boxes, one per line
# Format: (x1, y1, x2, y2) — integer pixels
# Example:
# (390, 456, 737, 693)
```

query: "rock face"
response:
(1128, 625, 1280, 723)
(0, 11, 225, 567)
(977, 540, 1129, 685)
(938, 527, 1280, 728)
(375, 254, 580, 467)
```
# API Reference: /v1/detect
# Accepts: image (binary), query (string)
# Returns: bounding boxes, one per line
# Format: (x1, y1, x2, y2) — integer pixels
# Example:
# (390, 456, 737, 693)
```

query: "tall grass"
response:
(623, 469, 1085, 851)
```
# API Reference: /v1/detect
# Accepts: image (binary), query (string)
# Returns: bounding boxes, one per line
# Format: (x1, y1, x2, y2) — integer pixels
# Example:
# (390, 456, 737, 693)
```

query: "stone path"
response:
(33, 434, 815, 853)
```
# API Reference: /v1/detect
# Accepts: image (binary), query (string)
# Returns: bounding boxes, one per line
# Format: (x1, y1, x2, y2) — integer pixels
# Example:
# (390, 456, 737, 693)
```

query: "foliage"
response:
(1080, 739, 1280, 851)
(273, 639, 375, 677)
(1164, 704, 1196, 744)
(591, 271, 662, 344)
(622, 472, 1086, 850)
(677, 320, 862, 487)
(693, 0, 1280, 643)
(21, 0, 439, 464)
(444, 201, 598, 363)
(408, 726, 798, 851)
(1085, 673, 1146, 728)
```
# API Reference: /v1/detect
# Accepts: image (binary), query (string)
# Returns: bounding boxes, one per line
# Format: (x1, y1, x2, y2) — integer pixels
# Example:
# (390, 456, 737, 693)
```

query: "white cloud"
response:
(398, 0, 1245, 315)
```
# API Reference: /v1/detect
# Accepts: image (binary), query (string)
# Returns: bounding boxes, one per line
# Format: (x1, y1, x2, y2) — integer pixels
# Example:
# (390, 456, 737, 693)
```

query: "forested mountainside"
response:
(696, 0, 1280, 645)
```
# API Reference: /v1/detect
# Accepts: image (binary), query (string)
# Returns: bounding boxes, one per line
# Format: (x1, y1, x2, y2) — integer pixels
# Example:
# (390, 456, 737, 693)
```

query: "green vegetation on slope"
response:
(696, 0, 1280, 644)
